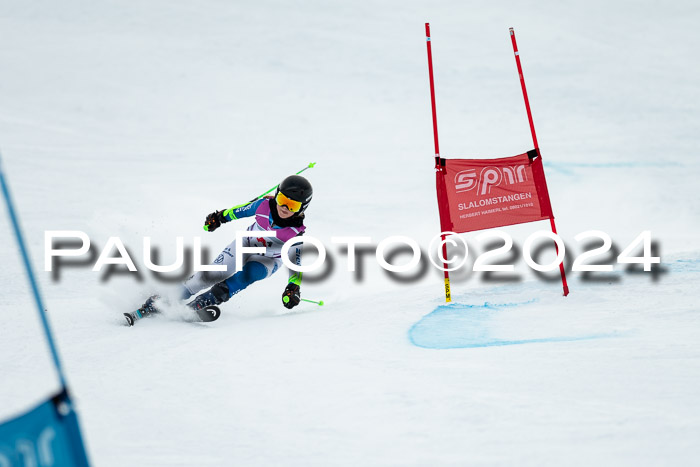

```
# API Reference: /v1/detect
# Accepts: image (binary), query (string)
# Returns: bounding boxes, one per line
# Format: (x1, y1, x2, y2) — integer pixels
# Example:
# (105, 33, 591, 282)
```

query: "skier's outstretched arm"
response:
(282, 242, 303, 309)
(203, 198, 266, 232)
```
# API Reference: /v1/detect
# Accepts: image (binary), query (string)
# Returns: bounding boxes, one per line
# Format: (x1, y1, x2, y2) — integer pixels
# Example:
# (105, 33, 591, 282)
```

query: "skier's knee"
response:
(221, 261, 268, 298)
(242, 261, 268, 284)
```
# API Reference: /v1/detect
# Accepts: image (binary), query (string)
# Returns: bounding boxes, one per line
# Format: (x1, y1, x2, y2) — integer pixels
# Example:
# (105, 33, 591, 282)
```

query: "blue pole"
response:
(0, 152, 68, 389)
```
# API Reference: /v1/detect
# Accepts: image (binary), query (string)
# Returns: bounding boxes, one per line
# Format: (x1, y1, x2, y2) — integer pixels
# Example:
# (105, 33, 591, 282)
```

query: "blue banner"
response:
(0, 390, 90, 466)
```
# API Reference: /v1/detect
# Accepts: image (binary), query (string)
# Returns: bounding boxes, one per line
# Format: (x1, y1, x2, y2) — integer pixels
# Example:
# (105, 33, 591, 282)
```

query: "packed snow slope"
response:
(1, 0, 699, 465)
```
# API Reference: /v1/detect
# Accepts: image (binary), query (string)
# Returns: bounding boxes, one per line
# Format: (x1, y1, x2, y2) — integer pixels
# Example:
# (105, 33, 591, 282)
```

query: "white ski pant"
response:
(182, 236, 282, 297)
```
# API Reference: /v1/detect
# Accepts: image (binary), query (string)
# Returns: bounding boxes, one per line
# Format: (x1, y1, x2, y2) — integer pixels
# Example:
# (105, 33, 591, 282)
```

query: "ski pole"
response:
(204, 162, 316, 231)
(283, 296, 325, 306)
(301, 298, 324, 306)
(246, 161, 316, 204)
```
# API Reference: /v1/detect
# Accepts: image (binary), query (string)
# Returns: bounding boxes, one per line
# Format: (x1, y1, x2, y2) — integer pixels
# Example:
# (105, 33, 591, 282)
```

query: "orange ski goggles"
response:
(275, 192, 303, 212)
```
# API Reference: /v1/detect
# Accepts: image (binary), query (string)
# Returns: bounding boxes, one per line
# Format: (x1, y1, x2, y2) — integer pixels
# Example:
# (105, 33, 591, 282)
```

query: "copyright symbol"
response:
(428, 232, 469, 272)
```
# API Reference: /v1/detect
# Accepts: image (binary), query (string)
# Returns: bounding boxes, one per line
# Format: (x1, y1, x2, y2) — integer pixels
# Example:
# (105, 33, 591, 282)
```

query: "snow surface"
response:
(1, 0, 699, 465)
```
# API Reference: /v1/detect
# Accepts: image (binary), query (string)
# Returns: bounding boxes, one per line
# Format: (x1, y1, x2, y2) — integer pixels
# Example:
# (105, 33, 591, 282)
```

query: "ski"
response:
(124, 312, 135, 326)
(194, 305, 221, 322)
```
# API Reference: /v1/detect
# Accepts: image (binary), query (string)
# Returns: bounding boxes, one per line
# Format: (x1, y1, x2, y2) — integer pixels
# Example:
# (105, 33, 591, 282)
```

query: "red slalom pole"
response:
(426, 23, 441, 166)
(426, 23, 452, 303)
(509, 27, 569, 296)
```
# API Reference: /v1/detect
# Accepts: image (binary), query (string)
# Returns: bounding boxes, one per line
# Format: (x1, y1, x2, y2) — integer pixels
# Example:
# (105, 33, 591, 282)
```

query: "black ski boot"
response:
(189, 283, 230, 310)
(188, 283, 228, 322)
(187, 292, 222, 322)
(124, 295, 161, 326)
(188, 291, 219, 310)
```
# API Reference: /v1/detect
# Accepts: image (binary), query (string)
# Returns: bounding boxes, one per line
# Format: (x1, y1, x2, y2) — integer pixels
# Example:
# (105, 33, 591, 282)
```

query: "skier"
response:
(124, 175, 312, 326)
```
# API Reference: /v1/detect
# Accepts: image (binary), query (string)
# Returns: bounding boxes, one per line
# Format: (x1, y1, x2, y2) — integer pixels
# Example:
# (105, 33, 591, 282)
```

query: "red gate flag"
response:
(435, 149, 554, 234)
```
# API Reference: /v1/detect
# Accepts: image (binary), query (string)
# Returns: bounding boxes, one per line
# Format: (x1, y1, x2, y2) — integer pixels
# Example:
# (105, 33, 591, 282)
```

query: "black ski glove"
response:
(282, 283, 301, 309)
(204, 210, 226, 232)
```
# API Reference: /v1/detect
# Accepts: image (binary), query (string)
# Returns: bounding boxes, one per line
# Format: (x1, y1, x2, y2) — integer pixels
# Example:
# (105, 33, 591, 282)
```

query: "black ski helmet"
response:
(276, 175, 313, 213)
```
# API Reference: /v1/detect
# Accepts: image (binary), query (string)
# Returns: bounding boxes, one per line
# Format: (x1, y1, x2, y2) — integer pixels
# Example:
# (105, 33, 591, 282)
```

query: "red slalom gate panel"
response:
(436, 151, 553, 234)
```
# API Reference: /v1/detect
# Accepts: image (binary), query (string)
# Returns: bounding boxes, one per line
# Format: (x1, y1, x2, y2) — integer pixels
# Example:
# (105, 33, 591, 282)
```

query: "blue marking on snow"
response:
(409, 299, 608, 349)
(669, 258, 700, 273)
(545, 161, 683, 169)
(544, 161, 684, 176)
